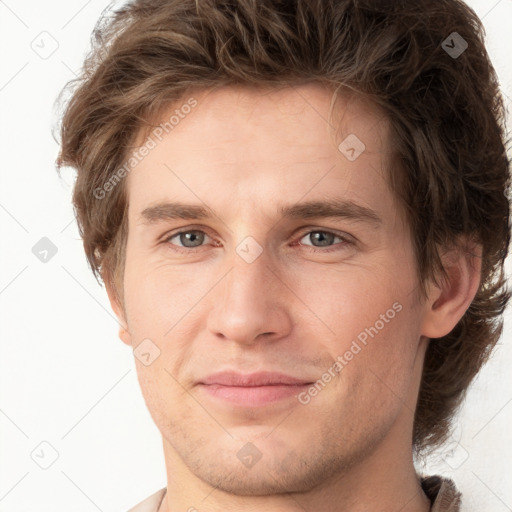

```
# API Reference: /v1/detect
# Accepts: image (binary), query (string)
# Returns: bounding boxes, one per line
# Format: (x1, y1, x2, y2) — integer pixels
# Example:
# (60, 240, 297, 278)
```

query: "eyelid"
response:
(160, 225, 213, 241)
(161, 226, 215, 248)
(294, 226, 356, 244)
(161, 225, 356, 253)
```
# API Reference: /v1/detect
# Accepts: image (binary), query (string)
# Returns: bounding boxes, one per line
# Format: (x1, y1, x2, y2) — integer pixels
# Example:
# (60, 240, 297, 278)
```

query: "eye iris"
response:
(174, 231, 339, 248)
(180, 231, 204, 247)
(310, 231, 335, 247)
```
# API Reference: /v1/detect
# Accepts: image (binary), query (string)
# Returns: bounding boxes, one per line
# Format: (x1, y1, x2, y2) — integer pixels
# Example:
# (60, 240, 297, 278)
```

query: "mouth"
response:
(196, 371, 314, 407)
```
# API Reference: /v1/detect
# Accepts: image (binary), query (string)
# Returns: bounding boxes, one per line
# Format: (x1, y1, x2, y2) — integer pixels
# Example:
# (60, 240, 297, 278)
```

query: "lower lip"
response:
(198, 384, 311, 407)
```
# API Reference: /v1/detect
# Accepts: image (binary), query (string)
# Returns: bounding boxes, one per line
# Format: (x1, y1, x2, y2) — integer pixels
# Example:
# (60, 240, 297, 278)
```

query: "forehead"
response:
(135, 82, 391, 157)
(126, 83, 395, 220)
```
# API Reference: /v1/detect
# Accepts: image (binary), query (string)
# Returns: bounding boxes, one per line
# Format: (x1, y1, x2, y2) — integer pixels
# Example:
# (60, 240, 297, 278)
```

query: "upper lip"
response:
(198, 371, 313, 387)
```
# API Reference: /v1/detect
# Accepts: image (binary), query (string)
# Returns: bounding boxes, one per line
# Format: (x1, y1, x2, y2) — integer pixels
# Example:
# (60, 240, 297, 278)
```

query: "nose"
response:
(206, 246, 293, 346)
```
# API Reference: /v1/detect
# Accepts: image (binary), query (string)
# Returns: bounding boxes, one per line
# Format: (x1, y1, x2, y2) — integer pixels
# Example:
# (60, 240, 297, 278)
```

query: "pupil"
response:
(182, 231, 203, 247)
(312, 231, 333, 246)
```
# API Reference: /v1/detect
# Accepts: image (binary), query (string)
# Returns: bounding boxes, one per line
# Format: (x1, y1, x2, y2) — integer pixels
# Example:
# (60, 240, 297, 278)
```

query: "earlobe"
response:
(420, 240, 482, 339)
(118, 326, 132, 346)
(104, 274, 132, 346)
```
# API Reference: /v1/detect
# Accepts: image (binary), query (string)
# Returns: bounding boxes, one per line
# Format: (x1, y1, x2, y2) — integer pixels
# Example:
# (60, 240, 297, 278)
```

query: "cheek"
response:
(134, 362, 182, 433)
(324, 306, 422, 438)
(287, 262, 409, 341)
(307, 264, 422, 400)
(341, 300, 424, 420)
(123, 256, 200, 330)
(123, 235, 420, 350)
(122, 261, 214, 378)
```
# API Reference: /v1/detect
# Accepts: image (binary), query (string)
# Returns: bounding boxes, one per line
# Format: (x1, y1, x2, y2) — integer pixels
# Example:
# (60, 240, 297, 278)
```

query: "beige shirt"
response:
(127, 475, 461, 512)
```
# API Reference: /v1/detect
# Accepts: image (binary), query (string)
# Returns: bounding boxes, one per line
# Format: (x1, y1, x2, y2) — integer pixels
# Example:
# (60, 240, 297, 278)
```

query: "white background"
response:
(0, 1, 511, 511)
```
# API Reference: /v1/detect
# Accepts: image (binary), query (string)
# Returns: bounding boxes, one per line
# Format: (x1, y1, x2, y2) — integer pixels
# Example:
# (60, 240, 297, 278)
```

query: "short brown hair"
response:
(56, 0, 511, 452)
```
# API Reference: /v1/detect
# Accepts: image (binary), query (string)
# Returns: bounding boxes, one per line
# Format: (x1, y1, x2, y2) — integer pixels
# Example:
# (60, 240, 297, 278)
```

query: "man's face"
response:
(117, 84, 428, 494)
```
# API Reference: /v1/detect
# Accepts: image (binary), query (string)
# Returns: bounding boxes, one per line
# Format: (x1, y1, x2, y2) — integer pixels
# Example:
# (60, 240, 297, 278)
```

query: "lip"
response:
(198, 371, 312, 387)
(197, 371, 313, 407)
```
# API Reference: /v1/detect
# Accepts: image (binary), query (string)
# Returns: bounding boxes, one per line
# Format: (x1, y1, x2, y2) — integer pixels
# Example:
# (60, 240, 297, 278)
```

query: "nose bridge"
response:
(207, 239, 292, 344)
(222, 215, 277, 299)
(223, 242, 275, 315)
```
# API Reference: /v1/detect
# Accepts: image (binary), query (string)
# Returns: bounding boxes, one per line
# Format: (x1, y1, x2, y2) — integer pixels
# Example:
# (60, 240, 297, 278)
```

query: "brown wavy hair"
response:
(56, 0, 511, 452)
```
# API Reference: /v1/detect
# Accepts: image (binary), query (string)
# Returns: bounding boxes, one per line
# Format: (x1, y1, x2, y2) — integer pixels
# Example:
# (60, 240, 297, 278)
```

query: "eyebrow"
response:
(139, 199, 382, 227)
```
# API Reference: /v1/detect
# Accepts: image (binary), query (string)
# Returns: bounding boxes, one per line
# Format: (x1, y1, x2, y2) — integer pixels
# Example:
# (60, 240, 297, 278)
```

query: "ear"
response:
(420, 239, 482, 339)
(104, 274, 132, 346)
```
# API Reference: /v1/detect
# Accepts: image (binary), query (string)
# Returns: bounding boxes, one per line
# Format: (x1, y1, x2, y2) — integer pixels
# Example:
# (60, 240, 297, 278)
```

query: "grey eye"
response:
(170, 230, 208, 247)
(300, 231, 339, 247)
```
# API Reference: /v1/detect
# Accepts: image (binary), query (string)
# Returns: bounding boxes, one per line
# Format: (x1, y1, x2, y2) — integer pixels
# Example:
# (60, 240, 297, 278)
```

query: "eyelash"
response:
(161, 227, 354, 254)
